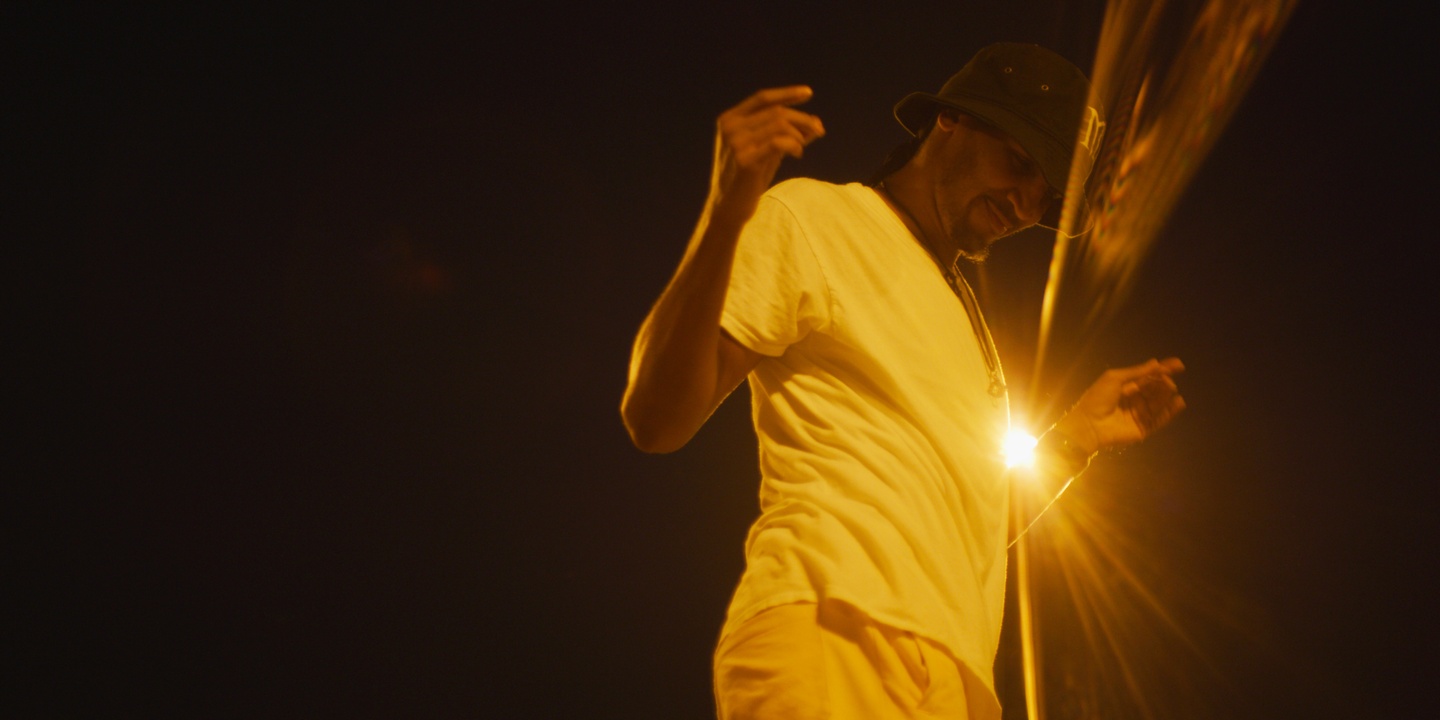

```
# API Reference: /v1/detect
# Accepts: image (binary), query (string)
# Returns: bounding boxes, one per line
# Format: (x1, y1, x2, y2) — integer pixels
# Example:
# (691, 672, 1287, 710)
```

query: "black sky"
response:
(15, 2, 1436, 718)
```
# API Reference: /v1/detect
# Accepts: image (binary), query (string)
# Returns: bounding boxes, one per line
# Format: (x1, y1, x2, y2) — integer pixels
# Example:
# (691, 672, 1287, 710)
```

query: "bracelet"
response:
(1039, 427, 1096, 477)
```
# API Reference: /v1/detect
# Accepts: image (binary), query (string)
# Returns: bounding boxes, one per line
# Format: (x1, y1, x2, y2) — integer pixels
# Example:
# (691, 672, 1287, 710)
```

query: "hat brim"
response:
(894, 92, 1084, 231)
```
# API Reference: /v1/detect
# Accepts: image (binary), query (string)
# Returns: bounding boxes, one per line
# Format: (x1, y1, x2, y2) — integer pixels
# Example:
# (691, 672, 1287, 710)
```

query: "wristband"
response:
(1039, 427, 1096, 478)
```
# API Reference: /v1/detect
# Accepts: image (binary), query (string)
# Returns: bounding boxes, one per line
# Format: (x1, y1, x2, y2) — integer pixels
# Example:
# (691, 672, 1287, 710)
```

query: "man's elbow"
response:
(620, 397, 692, 454)
(626, 424, 686, 455)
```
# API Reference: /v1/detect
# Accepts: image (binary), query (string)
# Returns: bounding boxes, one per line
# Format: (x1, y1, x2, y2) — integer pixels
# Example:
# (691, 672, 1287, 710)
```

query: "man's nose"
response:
(1012, 177, 1052, 225)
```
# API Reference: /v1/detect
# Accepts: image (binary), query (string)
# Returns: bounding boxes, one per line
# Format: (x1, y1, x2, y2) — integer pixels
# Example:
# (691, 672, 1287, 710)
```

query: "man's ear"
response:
(934, 110, 962, 132)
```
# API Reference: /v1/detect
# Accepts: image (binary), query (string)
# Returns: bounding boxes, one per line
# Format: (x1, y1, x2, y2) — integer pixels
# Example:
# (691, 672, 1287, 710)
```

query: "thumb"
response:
(1108, 357, 1184, 386)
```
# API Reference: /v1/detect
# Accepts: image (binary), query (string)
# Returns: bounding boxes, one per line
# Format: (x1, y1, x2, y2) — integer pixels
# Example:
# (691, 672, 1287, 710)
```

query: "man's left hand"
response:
(1058, 357, 1187, 454)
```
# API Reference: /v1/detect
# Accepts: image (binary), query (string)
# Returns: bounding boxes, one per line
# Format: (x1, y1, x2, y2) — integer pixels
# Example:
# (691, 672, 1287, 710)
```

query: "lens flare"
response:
(1034, 0, 1297, 399)
(1003, 428, 1039, 469)
(1015, 1, 1297, 718)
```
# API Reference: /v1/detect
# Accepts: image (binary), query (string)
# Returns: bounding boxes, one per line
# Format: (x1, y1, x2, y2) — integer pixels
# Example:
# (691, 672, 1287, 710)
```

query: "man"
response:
(622, 43, 1185, 719)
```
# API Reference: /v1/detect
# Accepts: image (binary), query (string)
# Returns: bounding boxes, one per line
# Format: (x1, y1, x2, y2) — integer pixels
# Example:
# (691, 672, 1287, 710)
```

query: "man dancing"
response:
(623, 42, 1186, 719)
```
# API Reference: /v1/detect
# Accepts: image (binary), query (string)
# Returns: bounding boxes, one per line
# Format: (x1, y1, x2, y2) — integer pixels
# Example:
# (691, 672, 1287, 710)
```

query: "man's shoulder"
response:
(767, 177, 858, 200)
(764, 178, 873, 215)
(752, 179, 899, 263)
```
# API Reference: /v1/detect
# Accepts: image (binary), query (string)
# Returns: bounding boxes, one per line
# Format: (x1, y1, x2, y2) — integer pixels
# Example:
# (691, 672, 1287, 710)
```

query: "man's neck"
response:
(876, 171, 961, 271)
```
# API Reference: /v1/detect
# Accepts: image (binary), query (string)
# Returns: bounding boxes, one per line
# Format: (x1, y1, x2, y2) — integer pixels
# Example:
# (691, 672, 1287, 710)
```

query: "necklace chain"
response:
(878, 182, 1007, 399)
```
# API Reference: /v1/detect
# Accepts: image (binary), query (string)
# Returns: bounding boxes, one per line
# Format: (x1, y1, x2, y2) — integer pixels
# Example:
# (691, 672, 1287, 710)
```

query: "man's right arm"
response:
(621, 86, 825, 453)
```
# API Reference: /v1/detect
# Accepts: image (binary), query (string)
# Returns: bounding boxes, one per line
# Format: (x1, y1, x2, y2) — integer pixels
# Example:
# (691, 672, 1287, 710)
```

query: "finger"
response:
(1106, 356, 1185, 392)
(1136, 372, 1179, 395)
(1121, 374, 1175, 407)
(729, 106, 825, 146)
(732, 85, 816, 115)
(786, 109, 826, 143)
(740, 134, 807, 162)
(1140, 386, 1186, 430)
(728, 129, 806, 167)
(729, 116, 822, 163)
(1128, 379, 1179, 412)
(1142, 394, 1186, 433)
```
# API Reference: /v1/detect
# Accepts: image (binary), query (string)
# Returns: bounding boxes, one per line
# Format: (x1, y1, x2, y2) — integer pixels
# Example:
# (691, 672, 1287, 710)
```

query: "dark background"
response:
(14, 1, 1435, 717)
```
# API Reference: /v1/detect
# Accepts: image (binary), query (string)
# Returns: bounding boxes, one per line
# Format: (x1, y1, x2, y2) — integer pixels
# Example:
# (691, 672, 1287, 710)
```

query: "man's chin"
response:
(958, 247, 991, 264)
(956, 237, 993, 265)
(958, 223, 1035, 264)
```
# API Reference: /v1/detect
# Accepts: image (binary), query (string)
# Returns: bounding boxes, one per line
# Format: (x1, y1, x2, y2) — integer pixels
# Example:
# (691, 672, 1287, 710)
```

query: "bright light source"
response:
(1003, 428, 1038, 469)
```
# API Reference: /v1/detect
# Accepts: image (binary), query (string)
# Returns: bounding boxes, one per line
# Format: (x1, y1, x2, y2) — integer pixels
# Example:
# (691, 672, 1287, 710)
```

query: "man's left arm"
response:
(1023, 357, 1187, 509)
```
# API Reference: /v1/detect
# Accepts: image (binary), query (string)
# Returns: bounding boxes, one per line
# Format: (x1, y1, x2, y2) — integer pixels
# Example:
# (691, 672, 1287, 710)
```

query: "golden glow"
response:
(1033, 0, 1296, 393)
(1002, 428, 1038, 469)
(1018, 3, 1296, 717)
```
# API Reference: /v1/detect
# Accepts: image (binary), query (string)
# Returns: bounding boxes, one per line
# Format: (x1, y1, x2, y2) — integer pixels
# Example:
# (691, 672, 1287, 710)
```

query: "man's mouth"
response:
(984, 198, 1013, 236)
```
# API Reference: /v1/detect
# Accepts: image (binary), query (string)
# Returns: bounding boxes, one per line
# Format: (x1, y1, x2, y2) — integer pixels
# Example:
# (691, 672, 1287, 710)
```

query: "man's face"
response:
(926, 112, 1055, 262)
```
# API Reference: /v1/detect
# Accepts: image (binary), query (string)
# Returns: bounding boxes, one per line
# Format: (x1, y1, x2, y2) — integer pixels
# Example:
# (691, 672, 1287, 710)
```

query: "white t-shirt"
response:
(719, 178, 1012, 707)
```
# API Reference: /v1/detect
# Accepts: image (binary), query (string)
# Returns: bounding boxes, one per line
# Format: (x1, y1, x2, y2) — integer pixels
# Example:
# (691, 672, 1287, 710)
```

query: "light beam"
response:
(1018, 1, 1296, 718)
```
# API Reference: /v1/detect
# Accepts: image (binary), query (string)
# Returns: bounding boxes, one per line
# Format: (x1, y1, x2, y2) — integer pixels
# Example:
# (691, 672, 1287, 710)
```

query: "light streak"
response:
(1014, 513, 1045, 720)
(1033, 0, 1297, 399)
(1015, 473, 1269, 719)
(1017, 1, 1296, 718)
(1003, 428, 1039, 469)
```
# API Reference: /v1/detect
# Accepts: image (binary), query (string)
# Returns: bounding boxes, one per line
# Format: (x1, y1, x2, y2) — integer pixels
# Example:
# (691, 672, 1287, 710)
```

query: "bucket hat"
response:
(894, 42, 1105, 230)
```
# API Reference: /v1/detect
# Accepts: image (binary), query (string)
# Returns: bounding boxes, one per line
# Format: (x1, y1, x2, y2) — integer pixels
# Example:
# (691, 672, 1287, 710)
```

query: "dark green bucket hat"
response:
(894, 42, 1106, 231)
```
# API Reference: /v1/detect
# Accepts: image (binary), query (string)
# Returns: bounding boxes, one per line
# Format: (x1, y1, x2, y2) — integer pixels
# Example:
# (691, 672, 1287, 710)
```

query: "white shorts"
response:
(713, 600, 997, 720)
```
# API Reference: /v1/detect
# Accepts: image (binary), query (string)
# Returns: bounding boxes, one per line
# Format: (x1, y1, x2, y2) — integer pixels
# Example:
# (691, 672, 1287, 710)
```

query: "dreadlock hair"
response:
(864, 115, 937, 187)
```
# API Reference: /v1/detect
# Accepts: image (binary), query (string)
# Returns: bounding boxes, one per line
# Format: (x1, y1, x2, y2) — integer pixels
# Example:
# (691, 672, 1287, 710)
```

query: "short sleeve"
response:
(721, 192, 832, 357)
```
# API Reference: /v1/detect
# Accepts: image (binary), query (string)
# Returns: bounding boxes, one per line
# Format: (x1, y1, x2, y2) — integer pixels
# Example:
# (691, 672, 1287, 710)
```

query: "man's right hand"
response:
(708, 86, 825, 229)
(622, 86, 821, 454)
